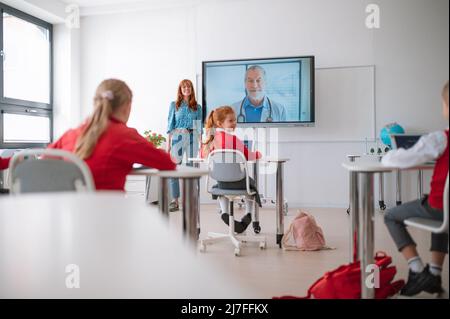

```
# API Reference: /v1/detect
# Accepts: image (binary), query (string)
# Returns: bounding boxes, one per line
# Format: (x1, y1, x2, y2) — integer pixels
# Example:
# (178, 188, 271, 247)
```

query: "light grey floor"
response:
(167, 203, 448, 299)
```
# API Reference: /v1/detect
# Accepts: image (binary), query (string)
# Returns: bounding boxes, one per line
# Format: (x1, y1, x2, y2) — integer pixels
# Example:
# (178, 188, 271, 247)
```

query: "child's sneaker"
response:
(221, 213, 246, 234)
(240, 213, 252, 232)
(400, 265, 442, 296)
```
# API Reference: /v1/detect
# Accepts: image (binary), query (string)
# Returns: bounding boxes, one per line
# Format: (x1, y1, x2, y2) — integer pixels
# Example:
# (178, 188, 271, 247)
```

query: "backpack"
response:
(282, 211, 332, 251)
(274, 252, 405, 299)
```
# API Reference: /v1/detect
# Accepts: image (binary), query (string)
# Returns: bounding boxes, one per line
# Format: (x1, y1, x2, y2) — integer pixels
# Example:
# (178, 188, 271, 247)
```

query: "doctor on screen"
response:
(232, 65, 286, 123)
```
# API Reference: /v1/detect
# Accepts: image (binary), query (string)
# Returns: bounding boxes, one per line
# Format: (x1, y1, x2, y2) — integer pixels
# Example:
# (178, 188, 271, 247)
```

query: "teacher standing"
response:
(167, 79, 202, 212)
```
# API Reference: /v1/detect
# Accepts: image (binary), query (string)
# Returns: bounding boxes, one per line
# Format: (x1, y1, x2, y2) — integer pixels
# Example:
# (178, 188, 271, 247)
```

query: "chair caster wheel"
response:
(259, 242, 266, 249)
(252, 221, 261, 234)
(199, 242, 206, 252)
(234, 248, 240, 256)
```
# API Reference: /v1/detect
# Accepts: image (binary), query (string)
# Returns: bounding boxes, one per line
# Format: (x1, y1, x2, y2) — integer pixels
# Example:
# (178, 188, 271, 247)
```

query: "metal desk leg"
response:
(377, 155, 386, 211)
(346, 155, 358, 215)
(418, 170, 423, 199)
(379, 173, 386, 210)
(276, 162, 285, 247)
(350, 171, 359, 263)
(396, 170, 402, 206)
(193, 162, 201, 236)
(181, 177, 200, 242)
(252, 161, 261, 234)
(359, 172, 375, 299)
(158, 177, 169, 216)
(145, 176, 152, 204)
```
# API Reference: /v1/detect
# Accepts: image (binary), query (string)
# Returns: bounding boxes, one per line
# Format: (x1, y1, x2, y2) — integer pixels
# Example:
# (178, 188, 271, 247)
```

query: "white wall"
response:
(70, 0, 448, 207)
(79, 7, 196, 136)
(53, 25, 82, 137)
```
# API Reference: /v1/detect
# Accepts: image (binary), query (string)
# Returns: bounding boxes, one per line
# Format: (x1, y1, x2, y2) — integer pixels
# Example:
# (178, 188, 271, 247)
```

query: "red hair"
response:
(202, 106, 235, 152)
(176, 79, 198, 111)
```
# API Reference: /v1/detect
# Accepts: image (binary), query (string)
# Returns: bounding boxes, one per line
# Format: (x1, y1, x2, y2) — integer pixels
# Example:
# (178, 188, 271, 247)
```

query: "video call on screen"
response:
(203, 56, 315, 125)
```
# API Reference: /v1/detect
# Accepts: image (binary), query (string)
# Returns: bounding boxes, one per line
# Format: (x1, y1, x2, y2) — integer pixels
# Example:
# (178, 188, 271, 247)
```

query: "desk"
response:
(342, 162, 434, 299)
(0, 192, 255, 298)
(189, 157, 289, 247)
(128, 168, 158, 204)
(157, 166, 209, 242)
(130, 166, 208, 242)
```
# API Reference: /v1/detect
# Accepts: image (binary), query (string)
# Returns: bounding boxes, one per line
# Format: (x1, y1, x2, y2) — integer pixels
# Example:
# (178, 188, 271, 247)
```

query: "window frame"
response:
(0, 2, 53, 149)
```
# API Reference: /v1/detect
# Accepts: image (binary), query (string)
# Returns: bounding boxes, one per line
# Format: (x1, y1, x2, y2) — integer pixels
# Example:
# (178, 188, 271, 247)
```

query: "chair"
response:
(8, 149, 95, 194)
(199, 149, 266, 256)
(404, 172, 449, 234)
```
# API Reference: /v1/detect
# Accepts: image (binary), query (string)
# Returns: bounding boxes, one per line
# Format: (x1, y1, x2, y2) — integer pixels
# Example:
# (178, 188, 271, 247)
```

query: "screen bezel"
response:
(202, 55, 315, 128)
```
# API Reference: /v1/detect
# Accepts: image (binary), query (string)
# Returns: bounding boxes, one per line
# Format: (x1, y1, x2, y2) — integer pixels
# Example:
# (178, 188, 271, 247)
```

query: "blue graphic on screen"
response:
(203, 57, 314, 124)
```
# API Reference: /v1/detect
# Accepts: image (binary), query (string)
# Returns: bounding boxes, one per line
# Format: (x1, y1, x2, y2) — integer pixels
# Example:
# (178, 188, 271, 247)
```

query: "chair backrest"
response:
(207, 149, 247, 182)
(8, 149, 95, 194)
(205, 149, 252, 195)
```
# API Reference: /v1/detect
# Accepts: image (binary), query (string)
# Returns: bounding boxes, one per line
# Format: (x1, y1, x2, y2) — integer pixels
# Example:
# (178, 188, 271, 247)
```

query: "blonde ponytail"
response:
(75, 79, 133, 159)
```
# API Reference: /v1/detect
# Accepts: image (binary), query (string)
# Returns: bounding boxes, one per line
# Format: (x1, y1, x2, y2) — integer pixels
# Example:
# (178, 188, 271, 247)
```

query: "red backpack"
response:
(274, 252, 404, 299)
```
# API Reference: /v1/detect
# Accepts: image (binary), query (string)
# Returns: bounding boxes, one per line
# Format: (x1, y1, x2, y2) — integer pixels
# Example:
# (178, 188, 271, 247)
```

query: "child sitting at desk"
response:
(382, 81, 449, 296)
(201, 106, 262, 234)
(48, 79, 176, 191)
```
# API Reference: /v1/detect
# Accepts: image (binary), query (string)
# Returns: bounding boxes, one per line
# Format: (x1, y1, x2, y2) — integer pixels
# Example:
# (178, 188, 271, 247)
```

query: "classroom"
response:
(0, 0, 448, 306)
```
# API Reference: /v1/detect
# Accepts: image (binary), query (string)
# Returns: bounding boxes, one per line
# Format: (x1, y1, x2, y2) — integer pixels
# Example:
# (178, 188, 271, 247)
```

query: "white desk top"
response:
(0, 192, 254, 298)
(342, 162, 435, 173)
(130, 165, 209, 178)
(157, 165, 209, 178)
(188, 157, 290, 164)
(129, 167, 159, 176)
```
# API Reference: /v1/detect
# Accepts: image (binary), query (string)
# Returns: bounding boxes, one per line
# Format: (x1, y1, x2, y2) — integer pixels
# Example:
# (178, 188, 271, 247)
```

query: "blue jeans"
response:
(169, 131, 198, 200)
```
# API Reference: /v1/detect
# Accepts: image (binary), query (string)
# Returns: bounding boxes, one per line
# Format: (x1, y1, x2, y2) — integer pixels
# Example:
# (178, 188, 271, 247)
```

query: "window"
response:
(0, 2, 52, 148)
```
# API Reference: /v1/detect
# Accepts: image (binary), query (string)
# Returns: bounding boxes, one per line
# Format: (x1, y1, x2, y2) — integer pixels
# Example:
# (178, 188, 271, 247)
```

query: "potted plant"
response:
(143, 130, 166, 149)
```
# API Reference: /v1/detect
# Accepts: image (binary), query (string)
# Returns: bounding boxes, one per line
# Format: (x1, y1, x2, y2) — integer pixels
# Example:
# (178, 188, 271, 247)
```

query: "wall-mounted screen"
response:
(202, 56, 315, 127)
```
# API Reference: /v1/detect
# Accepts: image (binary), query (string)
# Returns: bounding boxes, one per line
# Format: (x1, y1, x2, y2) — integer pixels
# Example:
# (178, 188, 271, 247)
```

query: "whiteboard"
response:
(277, 65, 375, 142)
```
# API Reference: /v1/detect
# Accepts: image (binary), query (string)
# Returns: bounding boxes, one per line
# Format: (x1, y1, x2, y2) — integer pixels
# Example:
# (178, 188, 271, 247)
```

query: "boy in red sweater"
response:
(49, 79, 175, 191)
(383, 81, 449, 296)
(201, 106, 262, 233)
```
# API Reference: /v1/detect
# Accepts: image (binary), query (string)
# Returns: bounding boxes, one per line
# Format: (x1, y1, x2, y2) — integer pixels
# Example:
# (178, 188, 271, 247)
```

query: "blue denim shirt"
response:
(167, 101, 202, 135)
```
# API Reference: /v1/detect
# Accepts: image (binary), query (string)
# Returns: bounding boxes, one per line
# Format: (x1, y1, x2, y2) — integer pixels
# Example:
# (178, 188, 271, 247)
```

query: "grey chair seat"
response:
(210, 188, 252, 196)
(405, 217, 442, 231)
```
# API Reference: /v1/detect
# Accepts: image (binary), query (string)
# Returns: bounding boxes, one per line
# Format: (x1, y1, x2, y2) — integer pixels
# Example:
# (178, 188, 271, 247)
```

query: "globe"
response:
(380, 122, 405, 148)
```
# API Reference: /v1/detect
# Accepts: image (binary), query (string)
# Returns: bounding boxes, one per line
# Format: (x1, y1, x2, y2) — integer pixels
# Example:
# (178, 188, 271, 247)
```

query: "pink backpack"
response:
(282, 211, 332, 251)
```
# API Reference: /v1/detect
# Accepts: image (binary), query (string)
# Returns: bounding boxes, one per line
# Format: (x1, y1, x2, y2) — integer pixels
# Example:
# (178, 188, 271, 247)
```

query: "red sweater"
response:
(200, 130, 262, 161)
(0, 157, 10, 170)
(48, 118, 176, 191)
(429, 130, 449, 210)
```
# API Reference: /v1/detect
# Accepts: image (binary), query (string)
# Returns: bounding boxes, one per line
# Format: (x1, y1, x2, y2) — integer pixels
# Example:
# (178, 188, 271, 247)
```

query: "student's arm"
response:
(381, 131, 447, 168)
(0, 157, 10, 170)
(122, 129, 176, 171)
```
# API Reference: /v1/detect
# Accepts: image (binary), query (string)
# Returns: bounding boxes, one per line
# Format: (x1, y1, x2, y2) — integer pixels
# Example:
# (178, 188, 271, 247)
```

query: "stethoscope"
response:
(237, 97, 273, 122)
